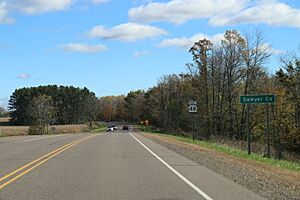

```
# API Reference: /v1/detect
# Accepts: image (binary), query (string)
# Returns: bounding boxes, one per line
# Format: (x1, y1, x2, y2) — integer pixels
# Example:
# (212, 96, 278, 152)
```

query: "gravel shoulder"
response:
(141, 132, 300, 200)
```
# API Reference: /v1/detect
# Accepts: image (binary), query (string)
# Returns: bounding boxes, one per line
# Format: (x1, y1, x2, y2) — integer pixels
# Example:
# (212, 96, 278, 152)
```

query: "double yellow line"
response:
(0, 134, 97, 190)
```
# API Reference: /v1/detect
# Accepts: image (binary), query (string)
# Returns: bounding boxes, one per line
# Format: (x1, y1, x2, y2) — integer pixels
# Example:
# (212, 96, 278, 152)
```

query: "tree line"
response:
(7, 29, 298, 154)
(97, 30, 300, 155)
(9, 85, 97, 127)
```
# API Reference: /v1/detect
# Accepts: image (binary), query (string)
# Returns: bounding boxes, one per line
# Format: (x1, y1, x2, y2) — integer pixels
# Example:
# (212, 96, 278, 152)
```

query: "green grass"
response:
(90, 124, 107, 133)
(145, 130, 300, 172)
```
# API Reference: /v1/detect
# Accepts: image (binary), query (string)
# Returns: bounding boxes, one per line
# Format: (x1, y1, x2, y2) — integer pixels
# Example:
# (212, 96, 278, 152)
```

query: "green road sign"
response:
(240, 95, 276, 104)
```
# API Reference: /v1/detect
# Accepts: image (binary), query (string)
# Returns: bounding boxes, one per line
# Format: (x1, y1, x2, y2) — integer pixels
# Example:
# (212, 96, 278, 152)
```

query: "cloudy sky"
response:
(0, 0, 300, 108)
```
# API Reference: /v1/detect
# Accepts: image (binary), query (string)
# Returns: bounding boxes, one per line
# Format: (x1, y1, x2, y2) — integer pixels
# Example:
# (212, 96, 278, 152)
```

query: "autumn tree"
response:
(115, 98, 127, 121)
(97, 96, 126, 121)
(219, 30, 246, 138)
(125, 90, 146, 123)
(275, 53, 300, 153)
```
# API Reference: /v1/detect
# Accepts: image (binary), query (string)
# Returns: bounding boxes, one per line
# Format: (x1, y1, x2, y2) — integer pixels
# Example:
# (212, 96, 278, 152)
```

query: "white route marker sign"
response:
(189, 100, 197, 113)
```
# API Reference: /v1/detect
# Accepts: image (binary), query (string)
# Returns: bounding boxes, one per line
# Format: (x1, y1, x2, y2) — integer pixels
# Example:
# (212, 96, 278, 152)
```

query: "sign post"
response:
(240, 94, 276, 156)
(246, 104, 251, 155)
(266, 105, 270, 157)
(189, 100, 197, 141)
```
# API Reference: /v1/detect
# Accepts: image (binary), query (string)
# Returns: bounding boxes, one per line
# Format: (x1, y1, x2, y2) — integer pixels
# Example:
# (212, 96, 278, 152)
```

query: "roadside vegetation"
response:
(90, 123, 107, 133)
(0, 124, 89, 137)
(7, 85, 97, 135)
(143, 129, 300, 171)
(98, 30, 300, 162)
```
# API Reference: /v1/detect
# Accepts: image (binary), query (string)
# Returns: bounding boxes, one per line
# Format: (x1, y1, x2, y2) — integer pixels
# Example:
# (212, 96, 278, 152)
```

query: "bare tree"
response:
(240, 30, 272, 139)
(27, 95, 56, 135)
(0, 106, 6, 117)
(189, 39, 213, 138)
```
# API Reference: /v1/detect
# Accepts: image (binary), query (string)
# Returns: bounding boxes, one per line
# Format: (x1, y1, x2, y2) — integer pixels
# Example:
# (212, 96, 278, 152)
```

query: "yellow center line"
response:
(0, 134, 97, 190)
(0, 139, 80, 183)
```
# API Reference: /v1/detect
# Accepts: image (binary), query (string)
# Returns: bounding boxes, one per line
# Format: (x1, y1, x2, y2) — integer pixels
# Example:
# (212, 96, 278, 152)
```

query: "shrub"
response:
(28, 125, 46, 135)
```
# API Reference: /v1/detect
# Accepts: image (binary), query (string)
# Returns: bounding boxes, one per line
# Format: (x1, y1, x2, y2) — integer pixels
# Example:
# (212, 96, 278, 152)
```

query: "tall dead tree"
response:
(189, 39, 213, 138)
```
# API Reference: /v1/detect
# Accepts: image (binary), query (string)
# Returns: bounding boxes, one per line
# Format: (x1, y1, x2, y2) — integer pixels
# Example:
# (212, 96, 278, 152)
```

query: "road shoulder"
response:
(139, 132, 300, 200)
(132, 132, 266, 200)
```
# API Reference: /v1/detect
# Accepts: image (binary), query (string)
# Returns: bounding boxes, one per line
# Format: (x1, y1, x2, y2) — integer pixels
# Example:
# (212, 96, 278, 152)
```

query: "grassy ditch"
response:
(140, 127, 300, 172)
(90, 123, 107, 133)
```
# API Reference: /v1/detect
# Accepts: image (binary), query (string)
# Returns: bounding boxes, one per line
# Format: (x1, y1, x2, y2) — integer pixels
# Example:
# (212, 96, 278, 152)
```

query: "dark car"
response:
(122, 125, 129, 130)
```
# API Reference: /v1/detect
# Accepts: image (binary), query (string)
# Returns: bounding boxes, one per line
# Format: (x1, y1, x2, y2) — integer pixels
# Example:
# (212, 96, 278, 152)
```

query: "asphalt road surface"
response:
(0, 129, 265, 200)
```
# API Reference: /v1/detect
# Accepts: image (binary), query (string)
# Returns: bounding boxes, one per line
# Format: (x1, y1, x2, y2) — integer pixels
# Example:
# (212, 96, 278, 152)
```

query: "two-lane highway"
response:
(0, 132, 265, 200)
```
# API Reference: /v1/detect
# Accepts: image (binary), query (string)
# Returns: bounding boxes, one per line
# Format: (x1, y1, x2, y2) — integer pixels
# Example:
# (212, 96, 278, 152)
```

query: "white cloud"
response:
(86, 23, 168, 42)
(10, 0, 73, 14)
(17, 73, 31, 79)
(92, 0, 110, 4)
(210, 0, 300, 28)
(60, 43, 107, 53)
(129, 0, 249, 24)
(0, 2, 14, 24)
(129, 0, 300, 28)
(158, 33, 224, 49)
(0, 0, 73, 23)
(134, 50, 150, 57)
(132, 0, 153, 6)
(159, 33, 284, 55)
(0, 0, 110, 24)
(261, 43, 283, 55)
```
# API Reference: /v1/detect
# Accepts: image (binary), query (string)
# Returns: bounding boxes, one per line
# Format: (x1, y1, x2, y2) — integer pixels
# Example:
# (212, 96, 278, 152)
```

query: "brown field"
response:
(0, 117, 10, 123)
(49, 124, 89, 134)
(0, 126, 29, 136)
(0, 124, 89, 137)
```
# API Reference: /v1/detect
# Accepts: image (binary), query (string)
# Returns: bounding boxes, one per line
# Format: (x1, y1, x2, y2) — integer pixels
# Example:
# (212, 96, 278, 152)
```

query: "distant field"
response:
(0, 117, 9, 122)
(0, 117, 10, 126)
(0, 120, 89, 136)
(50, 124, 89, 134)
(0, 126, 29, 136)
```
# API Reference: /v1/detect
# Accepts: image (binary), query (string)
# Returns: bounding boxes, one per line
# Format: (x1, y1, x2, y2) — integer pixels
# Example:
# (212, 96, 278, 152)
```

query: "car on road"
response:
(106, 126, 114, 132)
(112, 125, 117, 130)
(122, 125, 129, 131)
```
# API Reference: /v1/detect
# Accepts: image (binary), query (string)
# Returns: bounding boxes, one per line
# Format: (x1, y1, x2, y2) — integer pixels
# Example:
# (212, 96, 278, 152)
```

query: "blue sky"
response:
(1, 0, 300, 108)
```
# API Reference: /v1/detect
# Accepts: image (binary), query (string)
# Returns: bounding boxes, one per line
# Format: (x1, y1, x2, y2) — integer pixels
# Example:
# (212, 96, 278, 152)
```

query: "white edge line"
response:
(130, 132, 214, 200)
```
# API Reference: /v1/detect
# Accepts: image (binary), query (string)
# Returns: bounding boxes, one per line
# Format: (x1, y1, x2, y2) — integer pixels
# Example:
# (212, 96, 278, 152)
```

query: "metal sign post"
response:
(240, 94, 276, 156)
(266, 104, 270, 157)
(246, 104, 251, 155)
(189, 100, 197, 141)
